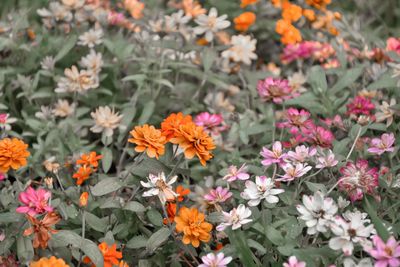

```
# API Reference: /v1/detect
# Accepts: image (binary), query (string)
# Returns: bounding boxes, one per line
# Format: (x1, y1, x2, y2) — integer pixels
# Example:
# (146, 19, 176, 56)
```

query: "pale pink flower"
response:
(277, 108, 313, 134)
(315, 149, 338, 169)
(257, 77, 298, 104)
(0, 113, 17, 131)
(241, 176, 284, 206)
(222, 164, 250, 182)
(283, 256, 306, 267)
(199, 252, 232, 267)
(260, 141, 287, 166)
(216, 204, 252, 231)
(287, 145, 317, 163)
(16, 187, 54, 216)
(321, 115, 345, 130)
(194, 112, 227, 136)
(278, 163, 312, 182)
(204, 187, 232, 204)
(108, 11, 126, 25)
(368, 133, 395, 155)
(367, 235, 400, 267)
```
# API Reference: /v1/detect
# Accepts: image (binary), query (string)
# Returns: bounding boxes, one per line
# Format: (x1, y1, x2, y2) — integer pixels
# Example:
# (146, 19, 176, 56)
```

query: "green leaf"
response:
(330, 67, 364, 94)
(17, 236, 34, 263)
(363, 196, 390, 241)
(81, 239, 104, 267)
(309, 66, 327, 93)
(203, 48, 217, 72)
(85, 212, 108, 233)
(90, 177, 122, 196)
(122, 74, 147, 83)
(101, 147, 113, 173)
(54, 35, 77, 61)
(227, 230, 257, 267)
(126, 235, 148, 249)
(124, 201, 146, 213)
(147, 209, 163, 226)
(305, 182, 327, 193)
(146, 227, 170, 252)
(367, 73, 397, 90)
(138, 101, 155, 124)
(265, 225, 285, 245)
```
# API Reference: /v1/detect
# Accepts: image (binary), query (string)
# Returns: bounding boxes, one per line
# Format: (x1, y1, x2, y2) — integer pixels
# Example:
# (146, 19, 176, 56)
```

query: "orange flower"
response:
(196, 38, 209, 46)
(163, 202, 177, 225)
(305, 0, 331, 9)
(275, 19, 302, 44)
(174, 206, 212, 247)
(170, 122, 216, 166)
(72, 165, 93, 185)
(176, 185, 190, 202)
(303, 9, 316, 21)
(271, 0, 285, 8)
(30, 256, 69, 267)
(161, 113, 193, 141)
(123, 0, 145, 19)
(79, 192, 89, 207)
(234, 12, 256, 32)
(282, 2, 302, 22)
(24, 212, 60, 249)
(182, 0, 206, 17)
(84, 242, 123, 267)
(128, 124, 166, 159)
(0, 138, 30, 173)
(119, 261, 129, 267)
(240, 0, 259, 8)
(76, 151, 102, 168)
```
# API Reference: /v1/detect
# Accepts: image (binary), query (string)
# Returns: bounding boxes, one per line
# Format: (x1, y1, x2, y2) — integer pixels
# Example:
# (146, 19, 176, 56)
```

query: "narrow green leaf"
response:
(363, 197, 390, 241)
(138, 101, 155, 124)
(90, 177, 122, 196)
(54, 35, 77, 61)
(146, 228, 170, 252)
(101, 147, 113, 173)
(124, 201, 146, 213)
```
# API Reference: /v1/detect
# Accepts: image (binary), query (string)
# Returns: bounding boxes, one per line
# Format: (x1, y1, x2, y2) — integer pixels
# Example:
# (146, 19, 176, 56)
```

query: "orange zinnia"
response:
(76, 151, 102, 168)
(305, 0, 331, 9)
(123, 0, 145, 19)
(170, 122, 215, 166)
(303, 9, 316, 21)
(128, 124, 166, 159)
(182, 0, 206, 17)
(174, 206, 212, 247)
(72, 165, 93, 185)
(83, 242, 123, 267)
(163, 202, 177, 225)
(176, 185, 190, 202)
(79, 192, 89, 207)
(275, 19, 302, 44)
(240, 0, 259, 8)
(161, 112, 193, 141)
(30, 256, 69, 267)
(24, 212, 60, 249)
(282, 2, 302, 22)
(234, 12, 256, 32)
(0, 138, 30, 173)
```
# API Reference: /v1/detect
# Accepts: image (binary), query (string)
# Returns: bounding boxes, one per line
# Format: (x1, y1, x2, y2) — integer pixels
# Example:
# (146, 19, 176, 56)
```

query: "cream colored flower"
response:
(52, 99, 76, 117)
(375, 98, 397, 127)
(90, 106, 124, 137)
(40, 56, 56, 71)
(288, 72, 307, 93)
(37, 2, 73, 22)
(204, 92, 235, 112)
(61, 0, 85, 9)
(221, 35, 257, 65)
(194, 7, 231, 42)
(55, 65, 99, 93)
(78, 28, 103, 48)
(80, 50, 103, 74)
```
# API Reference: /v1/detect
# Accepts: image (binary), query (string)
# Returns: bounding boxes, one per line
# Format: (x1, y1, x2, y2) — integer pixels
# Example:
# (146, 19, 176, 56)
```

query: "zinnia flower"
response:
(287, 145, 317, 163)
(367, 235, 400, 267)
(52, 99, 76, 117)
(72, 165, 93, 185)
(161, 112, 193, 141)
(257, 77, 298, 103)
(176, 185, 190, 202)
(194, 112, 227, 136)
(386, 37, 400, 54)
(283, 256, 306, 267)
(199, 252, 232, 267)
(16, 187, 53, 216)
(83, 242, 123, 267)
(233, 12, 256, 32)
(306, 126, 334, 148)
(80, 50, 103, 73)
(128, 124, 166, 159)
(90, 106, 124, 137)
(278, 163, 312, 182)
(277, 108, 313, 134)
(141, 172, 178, 203)
(204, 187, 232, 204)
(0, 113, 17, 131)
(182, 0, 206, 17)
(174, 206, 213, 247)
(240, 0, 258, 8)
(194, 7, 231, 42)
(216, 204, 252, 231)
(222, 163, 250, 182)
(76, 151, 103, 168)
(221, 35, 257, 65)
(30, 256, 69, 267)
(55, 66, 99, 93)
(0, 138, 30, 173)
(0, 173, 5, 181)
(23, 212, 60, 249)
(241, 176, 284, 206)
(260, 141, 287, 166)
(346, 96, 375, 116)
(367, 133, 395, 155)
(78, 28, 103, 48)
(375, 99, 397, 127)
(315, 149, 338, 169)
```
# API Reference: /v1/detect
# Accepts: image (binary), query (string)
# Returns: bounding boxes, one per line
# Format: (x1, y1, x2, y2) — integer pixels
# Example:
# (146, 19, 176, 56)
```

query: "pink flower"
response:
(281, 41, 318, 64)
(283, 256, 306, 267)
(278, 163, 312, 182)
(194, 112, 227, 136)
(277, 108, 313, 134)
(257, 77, 298, 104)
(16, 186, 53, 216)
(321, 115, 345, 130)
(315, 150, 338, 169)
(204, 187, 232, 204)
(222, 164, 250, 182)
(368, 133, 395, 155)
(346, 96, 375, 116)
(260, 141, 287, 166)
(339, 160, 379, 202)
(367, 235, 400, 267)
(108, 11, 126, 25)
(386, 37, 400, 54)
(306, 126, 335, 148)
(287, 145, 317, 163)
(199, 252, 232, 267)
(0, 173, 5, 181)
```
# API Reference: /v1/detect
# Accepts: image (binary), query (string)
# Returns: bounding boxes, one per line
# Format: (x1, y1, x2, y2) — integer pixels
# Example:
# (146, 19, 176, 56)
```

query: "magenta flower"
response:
(199, 252, 232, 267)
(16, 186, 53, 216)
(339, 160, 379, 202)
(283, 256, 306, 267)
(204, 187, 232, 204)
(222, 164, 250, 182)
(346, 96, 375, 116)
(386, 37, 400, 54)
(260, 141, 287, 166)
(257, 77, 298, 104)
(367, 235, 400, 267)
(281, 41, 318, 64)
(368, 133, 395, 155)
(0, 173, 5, 181)
(278, 163, 312, 182)
(194, 112, 227, 136)
(277, 108, 313, 134)
(306, 126, 335, 148)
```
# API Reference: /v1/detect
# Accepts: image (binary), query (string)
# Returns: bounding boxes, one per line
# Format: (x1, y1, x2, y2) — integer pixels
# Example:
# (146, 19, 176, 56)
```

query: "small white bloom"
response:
(164, 10, 191, 32)
(194, 7, 230, 42)
(221, 35, 257, 65)
(0, 113, 17, 131)
(80, 50, 103, 73)
(37, 2, 73, 23)
(286, 145, 317, 163)
(343, 258, 373, 267)
(216, 204, 252, 231)
(52, 99, 76, 117)
(41, 56, 56, 71)
(288, 72, 307, 93)
(315, 149, 338, 169)
(140, 172, 178, 204)
(78, 28, 103, 48)
(35, 106, 53, 120)
(337, 196, 350, 209)
(90, 106, 124, 137)
(296, 191, 338, 235)
(241, 176, 284, 206)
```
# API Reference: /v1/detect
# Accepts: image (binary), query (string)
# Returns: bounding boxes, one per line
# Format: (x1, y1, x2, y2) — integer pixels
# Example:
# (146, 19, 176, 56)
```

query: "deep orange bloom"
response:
(163, 202, 177, 225)
(161, 112, 193, 141)
(119, 261, 129, 267)
(30, 256, 69, 267)
(271, 0, 285, 7)
(72, 165, 93, 185)
(79, 192, 89, 207)
(176, 185, 190, 202)
(76, 152, 102, 168)
(240, 0, 259, 8)
(215, 242, 224, 251)
(196, 38, 209, 46)
(303, 9, 316, 21)
(182, 0, 206, 17)
(123, 0, 145, 19)
(234, 12, 256, 32)
(170, 122, 216, 166)
(0, 138, 30, 173)
(305, 0, 331, 9)
(24, 212, 60, 249)
(275, 19, 302, 44)
(282, 2, 302, 22)
(84, 242, 123, 267)
(174, 206, 212, 247)
(128, 124, 166, 159)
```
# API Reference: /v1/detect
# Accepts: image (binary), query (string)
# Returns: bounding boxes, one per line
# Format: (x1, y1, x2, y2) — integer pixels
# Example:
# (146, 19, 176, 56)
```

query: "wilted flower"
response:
(283, 256, 306, 267)
(52, 99, 76, 117)
(0, 138, 30, 173)
(128, 124, 166, 159)
(90, 106, 124, 137)
(315, 149, 338, 169)
(24, 212, 60, 249)
(194, 112, 227, 136)
(222, 164, 250, 182)
(194, 7, 231, 42)
(367, 235, 400, 267)
(78, 28, 103, 48)
(257, 77, 298, 104)
(80, 50, 104, 73)
(221, 35, 257, 65)
(79, 192, 89, 207)
(368, 133, 395, 155)
(278, 163, 312, 182)
(260, 141, 287, 166)
(287, 145, 317, 163)
(16, 187, 53, 216)
(216, 204, 252, 231)
(0, 113, 17, 131)
(199, 252, 232, 267)
(296, 191, 338, 235)
(375, 99, 397, 127)
(241, 176, 284, 206)
(140, 172, 178, 203)
(204, 187, 232, 204)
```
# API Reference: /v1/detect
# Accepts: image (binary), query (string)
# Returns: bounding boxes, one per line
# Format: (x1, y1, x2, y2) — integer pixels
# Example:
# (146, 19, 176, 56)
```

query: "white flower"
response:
(241, 176, 284, 206)
(296, 191, 338, 235)
(337, 196, 350, 209)
(216, 204, 252, 231)
(55, 65, 99, 93)
(80, 50, 103, 73)
(194, 7, 230, 42)
(78, 28, 103, 48)
(35, 106, 53, 120)
(90, 106, 124, 137)
(40, 56, 56, 71)
(315, 149, 338, 169)
(221, 35, 257, 65)
(0, 113, 17, 131)
(288, 72, 307, 93)
(140, 172, 178, 204)
(52, 99, 76, 117)
(164, 10, 191, 32)
(37, 2, 73, 22)
(375, 98, 397, 127)
(343, 258, 373, 267)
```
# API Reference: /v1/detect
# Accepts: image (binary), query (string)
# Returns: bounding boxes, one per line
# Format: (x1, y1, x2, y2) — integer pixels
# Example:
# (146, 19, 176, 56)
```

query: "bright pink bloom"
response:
(222, 164, 250, 182)
(306, 126, 335, 148)
(199, 252, 232, 267)
(257, 77, 298, 104)
(283, 256, 306, 267)
(108, 11, 126, 25)
(16, 186, 53, 216)
(287, 145, 316, 163)
(277, 163, 312, 182)
(277, 108, 313, 134)
(339, 160, 379, 202)
(281, 41, 318, 64)
(367, 235, 400, 267)
(368, 133, 395, 155)
(346, 96, 375, 116)
(260, 141, 287, 166)
(386, 37, 400, 54)
(204, 187, 232, 204)
(321, 115, 345, 130)
(0, 173, 5, 181)
(194, 112, 227, 136)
